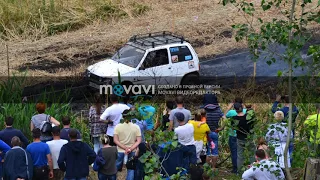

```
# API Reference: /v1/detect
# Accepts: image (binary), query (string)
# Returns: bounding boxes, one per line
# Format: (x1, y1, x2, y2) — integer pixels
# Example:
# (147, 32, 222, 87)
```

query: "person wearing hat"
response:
(201, 93, 224, 170)
(174, 112, 195, 146)
(173, 112, 197, 171)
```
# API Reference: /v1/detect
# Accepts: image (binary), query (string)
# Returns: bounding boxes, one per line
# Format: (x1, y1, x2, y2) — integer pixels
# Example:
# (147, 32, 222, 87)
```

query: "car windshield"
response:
(111, 44, 145, 68)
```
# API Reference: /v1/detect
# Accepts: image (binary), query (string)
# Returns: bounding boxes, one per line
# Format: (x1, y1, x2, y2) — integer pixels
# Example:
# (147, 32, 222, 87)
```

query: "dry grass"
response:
(0, 0, 318, 77)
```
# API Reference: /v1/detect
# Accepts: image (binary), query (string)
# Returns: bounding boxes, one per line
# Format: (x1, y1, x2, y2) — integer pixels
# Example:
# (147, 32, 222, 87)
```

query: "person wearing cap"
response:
(173, 112, 197, 171)
(233, 103, 255, 171)
(113, 110, 142, 180)
(174, 112, 195, 146)
(201, 93, 224, 170)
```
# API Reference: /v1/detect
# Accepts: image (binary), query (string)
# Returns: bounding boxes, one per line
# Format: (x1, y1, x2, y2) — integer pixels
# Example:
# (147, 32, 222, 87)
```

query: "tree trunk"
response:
(284, 0, 297, 179)
(303, 158, 320, 180)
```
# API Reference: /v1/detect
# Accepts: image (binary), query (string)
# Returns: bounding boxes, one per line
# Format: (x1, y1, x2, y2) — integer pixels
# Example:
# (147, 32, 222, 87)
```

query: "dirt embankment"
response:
(0, 0, 318, 77)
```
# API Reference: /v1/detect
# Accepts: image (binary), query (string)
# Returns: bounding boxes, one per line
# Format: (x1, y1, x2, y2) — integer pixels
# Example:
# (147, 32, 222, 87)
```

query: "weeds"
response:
(0, 73, 91, 145)
(0, 0, 150, 39)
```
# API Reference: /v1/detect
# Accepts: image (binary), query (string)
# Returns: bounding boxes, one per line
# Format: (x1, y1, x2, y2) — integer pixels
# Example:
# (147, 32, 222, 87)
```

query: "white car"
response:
(86, 31, 200, 89)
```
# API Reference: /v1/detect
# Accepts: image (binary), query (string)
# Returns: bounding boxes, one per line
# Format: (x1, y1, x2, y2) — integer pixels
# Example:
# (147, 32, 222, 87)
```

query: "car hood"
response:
(87, 59, 135, 77)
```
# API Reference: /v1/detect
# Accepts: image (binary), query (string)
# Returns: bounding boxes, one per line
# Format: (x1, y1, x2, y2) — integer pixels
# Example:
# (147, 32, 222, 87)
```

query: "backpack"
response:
(40, 115, 52, 134)
(93, 149, 106, 171)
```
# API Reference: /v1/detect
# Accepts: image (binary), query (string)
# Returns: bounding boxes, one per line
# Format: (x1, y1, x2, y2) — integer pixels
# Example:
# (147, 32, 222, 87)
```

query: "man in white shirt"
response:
(46, 126, 68, 180)
(100, 94, 130, 146)
(174, 112, 195, 146)
(242, 149, 285, 180)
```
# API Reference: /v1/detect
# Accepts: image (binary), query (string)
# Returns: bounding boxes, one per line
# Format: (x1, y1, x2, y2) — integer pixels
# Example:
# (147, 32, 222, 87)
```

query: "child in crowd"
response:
(197, 109, 215, 150)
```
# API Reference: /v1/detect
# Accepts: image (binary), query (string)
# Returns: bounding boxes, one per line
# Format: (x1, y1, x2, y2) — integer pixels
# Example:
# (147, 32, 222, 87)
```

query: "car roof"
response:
(127, 31, 189, 50)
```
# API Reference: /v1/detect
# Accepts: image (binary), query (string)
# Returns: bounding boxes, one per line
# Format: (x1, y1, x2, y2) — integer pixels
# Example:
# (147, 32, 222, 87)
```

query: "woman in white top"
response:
(265, 111, 293, 168)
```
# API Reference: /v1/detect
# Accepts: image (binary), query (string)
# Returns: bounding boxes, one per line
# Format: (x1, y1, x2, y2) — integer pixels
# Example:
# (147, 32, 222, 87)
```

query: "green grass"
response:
(0, 74, 91, 145)
(0, 0, 150, 39)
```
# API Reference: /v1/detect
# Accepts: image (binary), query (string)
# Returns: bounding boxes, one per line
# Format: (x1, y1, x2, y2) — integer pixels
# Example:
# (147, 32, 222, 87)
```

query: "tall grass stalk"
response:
(0, 0, 149, 39)
(0, 74, 91, 145)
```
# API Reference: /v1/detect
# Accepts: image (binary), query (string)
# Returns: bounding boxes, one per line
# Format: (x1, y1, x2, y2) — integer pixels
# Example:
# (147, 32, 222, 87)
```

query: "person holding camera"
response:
(224, 97, 247, 174)
(272, 95, 299, 122)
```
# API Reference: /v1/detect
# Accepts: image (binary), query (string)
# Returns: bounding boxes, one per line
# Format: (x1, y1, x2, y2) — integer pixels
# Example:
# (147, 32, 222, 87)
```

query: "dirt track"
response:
(0, 0, 318, 78)
(0, 0, 253, 76)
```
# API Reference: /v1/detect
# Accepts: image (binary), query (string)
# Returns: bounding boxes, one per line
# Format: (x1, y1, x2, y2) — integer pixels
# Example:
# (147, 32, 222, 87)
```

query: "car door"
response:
(135, 48, 171, 85)
(169, 45, 198, 84)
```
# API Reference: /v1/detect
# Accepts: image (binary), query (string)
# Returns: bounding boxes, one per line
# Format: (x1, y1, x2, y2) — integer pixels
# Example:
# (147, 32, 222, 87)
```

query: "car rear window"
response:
(169, 46, 193, 63)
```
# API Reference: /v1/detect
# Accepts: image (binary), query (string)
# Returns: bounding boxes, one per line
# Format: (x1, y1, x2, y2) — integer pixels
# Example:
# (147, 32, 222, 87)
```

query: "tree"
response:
(221, 0, 320, 179)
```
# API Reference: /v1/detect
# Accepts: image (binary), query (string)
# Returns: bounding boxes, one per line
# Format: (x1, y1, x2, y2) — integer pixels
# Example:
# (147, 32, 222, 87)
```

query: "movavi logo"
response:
(99, 84, 156, 97)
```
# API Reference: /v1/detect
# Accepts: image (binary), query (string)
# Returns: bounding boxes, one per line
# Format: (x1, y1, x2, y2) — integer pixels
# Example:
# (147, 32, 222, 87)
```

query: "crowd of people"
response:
(1, 92, 320, 180)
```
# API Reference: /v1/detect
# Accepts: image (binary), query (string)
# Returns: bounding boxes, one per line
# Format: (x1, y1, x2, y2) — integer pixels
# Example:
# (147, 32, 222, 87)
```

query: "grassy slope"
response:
(0, 0, 282, 76)
(0, 0, 318, 77)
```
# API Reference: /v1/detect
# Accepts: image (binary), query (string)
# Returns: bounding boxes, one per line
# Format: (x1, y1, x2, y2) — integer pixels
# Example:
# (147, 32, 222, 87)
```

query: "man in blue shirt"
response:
(0, 117, 29, 148)
(27, 128, 53, 180)
(271, 95, 299, 123)
(60, 117, 82, 141)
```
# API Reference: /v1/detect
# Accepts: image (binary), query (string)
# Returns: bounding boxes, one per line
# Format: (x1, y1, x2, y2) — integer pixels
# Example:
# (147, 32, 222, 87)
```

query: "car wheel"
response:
(181, 73, 200, 85)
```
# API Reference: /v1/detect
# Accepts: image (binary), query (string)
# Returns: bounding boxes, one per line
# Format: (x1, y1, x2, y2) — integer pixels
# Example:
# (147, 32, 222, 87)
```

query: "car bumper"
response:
(85, 70, 113, 89)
